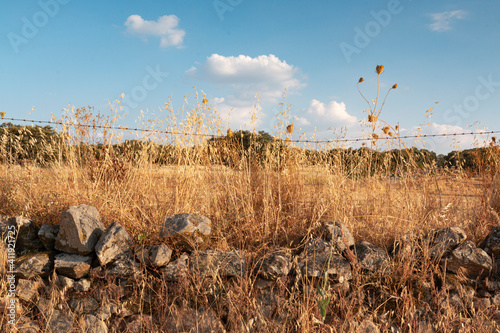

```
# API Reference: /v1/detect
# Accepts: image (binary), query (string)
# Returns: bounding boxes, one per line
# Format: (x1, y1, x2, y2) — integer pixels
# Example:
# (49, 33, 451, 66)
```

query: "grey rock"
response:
(105, 253, 141, 277)
(441, 240, 492, 277)
(8, 216, 44, 255)
(69, 297, 99, 314)
(190, 250, 246, 277)
(322, 221, 355, 252)
(160, 213, 211, 249)
(74, 278, 91, 292)
(16, 279, 40, 302)
(15, 252, 54, 279)
(46, 309, 74, 333)
(257, 248, 292, 279)
(54, 253, 92, 279)
(79, 314, 108, 333)
(57, 275, 75, 290)
(428, 227, 467, 258)
(162, 253, 189, 282)
(136, 243, 172, 267)
(38, 224, 60, 251)
(55, 204, 104, 255)
(95, 221, 133, 266)
(480, 226, 500, 258)
(354, 241, 391, 274)
(298, 238, 352, 281)
(96, 302, 120, 321)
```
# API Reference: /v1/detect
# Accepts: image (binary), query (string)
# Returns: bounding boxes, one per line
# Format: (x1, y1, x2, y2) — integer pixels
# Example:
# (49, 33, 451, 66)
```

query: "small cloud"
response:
(187, 54, 304, 104)
(213, 97, 225, 104)
(124, 14, 185, 48)
(307, 99, 357, 127)
(428, 10, 467, 32)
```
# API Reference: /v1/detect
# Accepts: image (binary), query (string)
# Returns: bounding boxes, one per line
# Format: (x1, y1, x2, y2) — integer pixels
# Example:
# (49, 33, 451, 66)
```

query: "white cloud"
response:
(294, 116, 311, 126)
(428, 10, 467, 32)
(307, 99, 357, 127)
(187, 54, 304, 104)
(124, 14, 185, 48)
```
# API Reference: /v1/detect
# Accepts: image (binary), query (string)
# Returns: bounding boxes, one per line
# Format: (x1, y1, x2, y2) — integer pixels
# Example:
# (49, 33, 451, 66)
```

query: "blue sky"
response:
(1, 0, 499, 153)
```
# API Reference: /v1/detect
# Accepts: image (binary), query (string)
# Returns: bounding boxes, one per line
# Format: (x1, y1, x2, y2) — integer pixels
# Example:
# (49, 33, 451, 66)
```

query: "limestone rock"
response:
(321, 221, 355, 253)
(354, 241, 391, 274)
(55, 204, 104, 255)
(428, 227, 467, 258)
(480, 226, 500, 258)
(95, 222, 133, 266)
(298, 238, 352, 281)
(54, 253, 92, 279)
(16, 279, 40, 302)
(69, 297, 99, 314)
(57, 275, 75, 290)
(38, 224, 60, 251)
(190, 250, 246, 277)
(15, 252, 54, 279)
(105, 253, 141, 277)
(74, 278, 91, 292)
(136, 243, 172, 267)
(160, 213, 211, 249)
(79, 314, 108, 333)
(8, 216, 44, 255)
(257, 248, 292, 279)
(162, 253, 189, 282)
(441, 240, 492, 277)
(46, 309, 74, 332)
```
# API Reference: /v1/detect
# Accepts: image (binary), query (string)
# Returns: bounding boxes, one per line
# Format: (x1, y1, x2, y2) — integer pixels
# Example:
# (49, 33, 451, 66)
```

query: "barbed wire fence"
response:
(1, 116, 499, 146)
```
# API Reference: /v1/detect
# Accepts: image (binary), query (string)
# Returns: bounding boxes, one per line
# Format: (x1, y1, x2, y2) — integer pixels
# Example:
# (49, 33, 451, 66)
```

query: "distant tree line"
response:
(1, 122, 498, 175)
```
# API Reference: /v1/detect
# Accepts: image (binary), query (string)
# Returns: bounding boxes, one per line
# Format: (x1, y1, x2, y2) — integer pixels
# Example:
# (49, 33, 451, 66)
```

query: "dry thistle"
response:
(395, 125, 399, 131)
(227, 129, 234, 138)
(0, 112, 5, 118)
(388, 132, 394, 137)
(392, 84, 398, 89)
(382, 126, 390, 134)
(358, 77, 364, 83)
(372, 133, 379, 139)
(493, 136, 496, 143)
(287, 124, 294, 134)
(368, 114, 378, 123)
(376, 65, 384, 74)
(202, 98, 208, 104)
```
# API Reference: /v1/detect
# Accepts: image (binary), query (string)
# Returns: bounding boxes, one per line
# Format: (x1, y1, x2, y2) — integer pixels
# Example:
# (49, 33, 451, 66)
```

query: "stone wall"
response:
(1, 204, 500, 332)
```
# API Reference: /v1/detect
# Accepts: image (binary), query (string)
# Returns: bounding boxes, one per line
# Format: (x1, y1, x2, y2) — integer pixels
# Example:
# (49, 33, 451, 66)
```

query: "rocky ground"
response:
(1, 204, 500, 332)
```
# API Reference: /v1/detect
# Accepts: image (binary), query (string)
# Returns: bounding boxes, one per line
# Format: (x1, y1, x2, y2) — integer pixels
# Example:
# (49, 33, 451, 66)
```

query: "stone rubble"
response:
(2, 206, 500, 331)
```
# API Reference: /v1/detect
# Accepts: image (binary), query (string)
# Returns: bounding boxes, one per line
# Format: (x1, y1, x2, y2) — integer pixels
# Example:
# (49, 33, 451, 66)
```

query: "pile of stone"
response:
(1, 204, 500, 332)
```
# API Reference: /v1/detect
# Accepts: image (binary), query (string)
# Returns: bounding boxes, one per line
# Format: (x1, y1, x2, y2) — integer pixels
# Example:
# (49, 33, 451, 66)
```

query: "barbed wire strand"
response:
(2, 117, 499, 144)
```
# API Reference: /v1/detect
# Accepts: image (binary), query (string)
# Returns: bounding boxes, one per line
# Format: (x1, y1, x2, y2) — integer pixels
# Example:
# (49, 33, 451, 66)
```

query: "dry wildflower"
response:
(0, 112, 5, 118)
(392, 84, 398, 89)
(287, 124, 294, 134)
(368, 114, 378, 123)
(227, 129, 234, 138)
(493, 136, 496, 143)
(202, 98, 208, 104)
(382, 126, 390, 134)
(395, 125, 399, 131)
(372, 133, 379, 139)
(388, 132, 394, 137)
(358, 77, 364, 83)
(376, 65, 384, 74)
